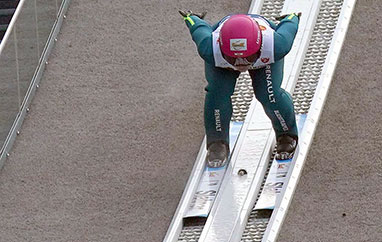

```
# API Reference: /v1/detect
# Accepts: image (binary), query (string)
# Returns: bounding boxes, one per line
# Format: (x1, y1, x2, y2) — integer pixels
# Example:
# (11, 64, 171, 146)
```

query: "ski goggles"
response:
(223, 52, 260, 67)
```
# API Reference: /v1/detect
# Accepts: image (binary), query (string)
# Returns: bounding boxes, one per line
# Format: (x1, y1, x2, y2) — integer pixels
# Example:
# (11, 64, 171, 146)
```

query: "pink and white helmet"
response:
(219, 15, 262, 64)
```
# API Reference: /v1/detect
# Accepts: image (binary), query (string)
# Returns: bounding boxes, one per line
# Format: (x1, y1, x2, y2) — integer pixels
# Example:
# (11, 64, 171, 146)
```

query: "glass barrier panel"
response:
(0, 30, 19, 149)
(0, 0, 68, 153)
(36, 0, 57, 58)
(15, 0, 39, 106)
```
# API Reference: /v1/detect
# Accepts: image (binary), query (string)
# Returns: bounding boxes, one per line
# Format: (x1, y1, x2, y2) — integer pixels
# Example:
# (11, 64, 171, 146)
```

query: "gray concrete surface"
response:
(279, 1, 382, 241)
(0, 0, 251, 241)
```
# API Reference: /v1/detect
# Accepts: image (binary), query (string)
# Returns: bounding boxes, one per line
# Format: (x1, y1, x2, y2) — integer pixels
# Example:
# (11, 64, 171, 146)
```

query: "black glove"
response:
(179, 10, 207, 19)
(275, 12, 302, 21)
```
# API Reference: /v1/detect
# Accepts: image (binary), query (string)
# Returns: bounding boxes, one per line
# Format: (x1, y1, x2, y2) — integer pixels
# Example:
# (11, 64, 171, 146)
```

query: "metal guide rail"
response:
(164, 0, 356, 241)
(242, 0, 349, 241)
(261, 1, 357, 241)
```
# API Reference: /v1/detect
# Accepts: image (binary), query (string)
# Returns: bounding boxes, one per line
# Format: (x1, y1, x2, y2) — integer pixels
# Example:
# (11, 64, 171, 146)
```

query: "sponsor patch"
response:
(209, 172, 217, 178)
(230, 39, 247, 51)
(260, 25, 267, 31)
(256, 30, 261, 44)
(214, 109, 222, 132)
(261, 58, 270, 63)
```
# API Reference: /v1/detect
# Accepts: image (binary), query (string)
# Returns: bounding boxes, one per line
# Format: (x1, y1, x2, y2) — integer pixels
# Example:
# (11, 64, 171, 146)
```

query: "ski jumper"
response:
(184, 14, 300, 147)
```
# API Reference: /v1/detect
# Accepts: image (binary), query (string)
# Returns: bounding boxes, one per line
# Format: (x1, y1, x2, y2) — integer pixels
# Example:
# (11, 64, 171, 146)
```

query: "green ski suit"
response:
(183, 14, 300, 148)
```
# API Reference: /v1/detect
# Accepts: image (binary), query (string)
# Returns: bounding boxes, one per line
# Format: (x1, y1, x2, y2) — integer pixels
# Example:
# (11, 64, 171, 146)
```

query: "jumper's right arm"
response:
(182, 15, 215, 64)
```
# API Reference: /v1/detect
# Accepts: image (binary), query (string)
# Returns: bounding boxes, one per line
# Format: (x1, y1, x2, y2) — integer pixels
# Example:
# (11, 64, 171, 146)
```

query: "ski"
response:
(255, 114, 307, 210)
(184, 121, 243, 218)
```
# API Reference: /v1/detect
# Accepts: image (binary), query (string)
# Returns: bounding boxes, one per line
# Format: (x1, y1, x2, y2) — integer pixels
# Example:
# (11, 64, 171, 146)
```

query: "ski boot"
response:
(207, 141, 229, 168)
(276, 135, 298, 160)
